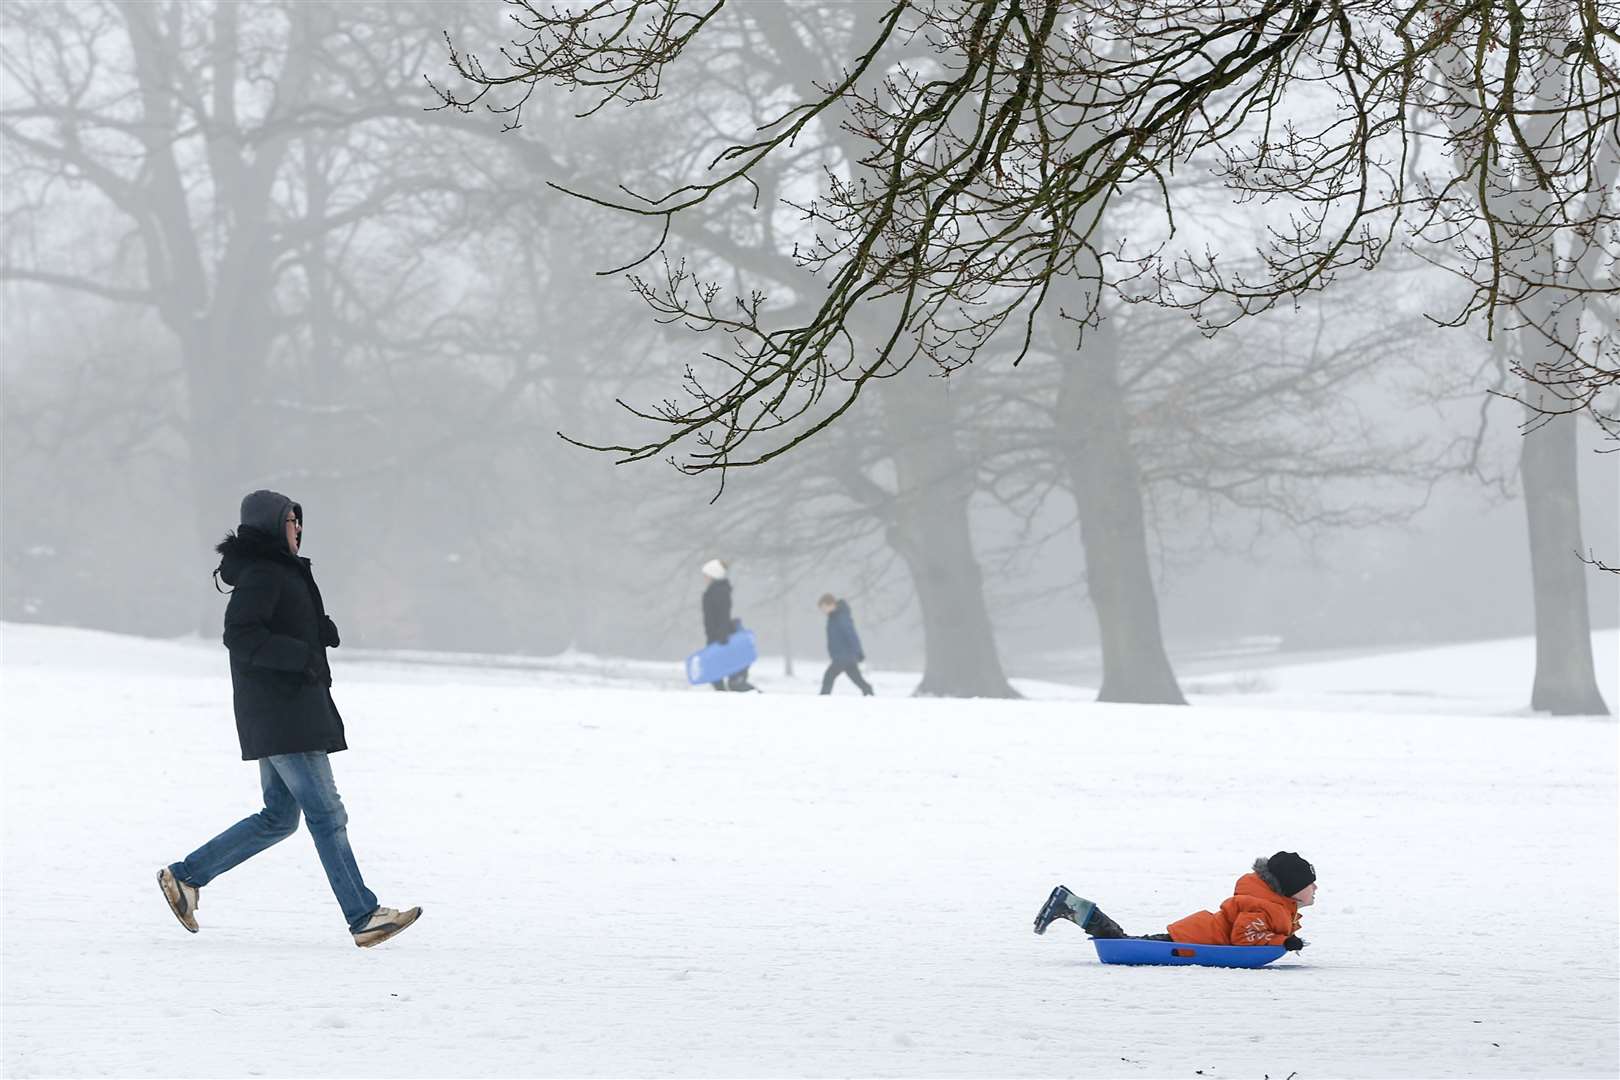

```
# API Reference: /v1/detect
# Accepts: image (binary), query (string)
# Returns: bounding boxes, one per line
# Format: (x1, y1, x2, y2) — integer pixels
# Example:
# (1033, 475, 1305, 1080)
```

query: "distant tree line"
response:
(432, 1, 1613, 713)
(2, 1, 1610, 715)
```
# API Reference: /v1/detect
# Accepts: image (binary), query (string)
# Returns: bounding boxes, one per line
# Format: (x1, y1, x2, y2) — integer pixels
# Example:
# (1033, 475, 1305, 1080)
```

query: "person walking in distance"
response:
(157, 490, 420, 948)
(701, 558, 756, 692)
(818, 593, 875, 696)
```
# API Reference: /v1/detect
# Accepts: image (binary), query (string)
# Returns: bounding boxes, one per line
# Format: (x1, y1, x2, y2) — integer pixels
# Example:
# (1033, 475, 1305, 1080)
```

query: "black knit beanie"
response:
(1267, 851, 1316, 897)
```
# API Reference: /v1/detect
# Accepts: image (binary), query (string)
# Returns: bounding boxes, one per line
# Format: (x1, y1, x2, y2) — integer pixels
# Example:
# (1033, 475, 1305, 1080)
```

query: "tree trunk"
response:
(1520, 407, 1610, 715)
(183, 305, 275, 626)
(880, 366, 1018, 698)
(120, 0, 312, 629)
(747, 13, 1014, 695)
(1459, 55, 1613, 716)
(1057, 318, 1186, 705)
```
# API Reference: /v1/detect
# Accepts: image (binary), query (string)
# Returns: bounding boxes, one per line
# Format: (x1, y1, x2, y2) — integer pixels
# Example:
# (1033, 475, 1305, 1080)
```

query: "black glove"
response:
(1283, 935, 1307, 951)
(320, 615, 340, 648)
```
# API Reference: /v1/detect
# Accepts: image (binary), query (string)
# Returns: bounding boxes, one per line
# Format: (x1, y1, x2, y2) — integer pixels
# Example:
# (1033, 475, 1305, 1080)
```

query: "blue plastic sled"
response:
(1093, 938, 1287, 969)
(685, 627, 759, 685)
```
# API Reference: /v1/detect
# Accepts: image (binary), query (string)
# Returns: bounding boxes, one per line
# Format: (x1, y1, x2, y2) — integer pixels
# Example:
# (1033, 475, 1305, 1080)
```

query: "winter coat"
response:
(825, 600, 865, 664)
(702, 578, 734, 644)
(1166, 870, 1302, 946)
(215, 492, 346, 761)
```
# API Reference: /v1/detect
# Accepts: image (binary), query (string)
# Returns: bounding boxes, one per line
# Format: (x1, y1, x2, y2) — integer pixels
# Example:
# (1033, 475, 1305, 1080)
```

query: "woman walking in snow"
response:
(157, 490, 420, 948)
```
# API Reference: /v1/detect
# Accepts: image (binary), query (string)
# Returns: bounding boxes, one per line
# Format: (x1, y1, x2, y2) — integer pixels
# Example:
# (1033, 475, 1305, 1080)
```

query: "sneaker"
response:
(352, 905, 422, 948)
(157, 867, 200, 933)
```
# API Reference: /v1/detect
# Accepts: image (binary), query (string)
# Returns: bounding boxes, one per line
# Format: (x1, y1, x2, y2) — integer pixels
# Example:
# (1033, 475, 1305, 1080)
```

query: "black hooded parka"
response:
(215, 490, 346, 760)
(702, 577, 734, 645)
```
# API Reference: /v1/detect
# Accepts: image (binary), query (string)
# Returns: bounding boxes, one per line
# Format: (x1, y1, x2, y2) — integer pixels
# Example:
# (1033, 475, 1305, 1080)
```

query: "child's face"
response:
(1293, 882, 1318, 907)
(819, 601, 835, 614)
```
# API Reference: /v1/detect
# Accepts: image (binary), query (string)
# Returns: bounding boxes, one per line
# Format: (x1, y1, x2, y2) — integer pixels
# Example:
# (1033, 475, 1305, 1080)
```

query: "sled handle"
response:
(1171, 947, 1197, 957)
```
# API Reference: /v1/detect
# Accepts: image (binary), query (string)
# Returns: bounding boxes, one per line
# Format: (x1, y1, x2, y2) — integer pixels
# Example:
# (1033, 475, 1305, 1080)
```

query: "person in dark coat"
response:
(157, 490, 420, 948)
(701, 558, 755, 692)
(818, 593, 874, 696)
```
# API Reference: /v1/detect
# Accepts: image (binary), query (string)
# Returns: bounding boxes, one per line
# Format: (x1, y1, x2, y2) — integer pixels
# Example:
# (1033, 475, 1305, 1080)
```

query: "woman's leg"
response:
(268, 752, 379, 930)
(170, 760, 301, 887)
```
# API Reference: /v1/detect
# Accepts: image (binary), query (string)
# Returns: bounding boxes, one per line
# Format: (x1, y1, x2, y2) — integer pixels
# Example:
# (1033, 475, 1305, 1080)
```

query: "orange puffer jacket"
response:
(1167, 872, 1301, 946)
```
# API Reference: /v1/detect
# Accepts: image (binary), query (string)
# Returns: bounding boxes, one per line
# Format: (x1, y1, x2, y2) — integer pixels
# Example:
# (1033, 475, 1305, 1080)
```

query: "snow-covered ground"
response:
(2, 622, 1616, 1078)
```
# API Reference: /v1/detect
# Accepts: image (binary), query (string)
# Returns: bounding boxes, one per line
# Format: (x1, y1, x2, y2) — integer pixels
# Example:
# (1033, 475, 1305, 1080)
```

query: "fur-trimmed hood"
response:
(1252, 856, 1284, 895)
(214, 489, 304, 589)
(215, 527, 303, 588)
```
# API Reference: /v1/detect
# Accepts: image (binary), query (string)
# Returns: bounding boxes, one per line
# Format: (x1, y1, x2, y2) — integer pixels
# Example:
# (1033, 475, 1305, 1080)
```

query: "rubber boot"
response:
(1033, 885, 1129, 938)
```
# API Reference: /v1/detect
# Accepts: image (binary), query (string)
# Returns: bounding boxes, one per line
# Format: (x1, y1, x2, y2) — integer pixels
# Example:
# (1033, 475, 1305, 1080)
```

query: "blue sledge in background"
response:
(685, 625, 758, 685)
(1092, 938, 1287, 969)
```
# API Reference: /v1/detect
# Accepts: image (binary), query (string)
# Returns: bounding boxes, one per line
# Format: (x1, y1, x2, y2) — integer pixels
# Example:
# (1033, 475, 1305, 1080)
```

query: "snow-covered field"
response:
(3, 622, 1616, 1078)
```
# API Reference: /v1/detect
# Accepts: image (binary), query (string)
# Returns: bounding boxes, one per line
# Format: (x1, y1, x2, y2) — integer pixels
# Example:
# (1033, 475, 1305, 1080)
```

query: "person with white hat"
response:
(701, 558, 756, 692)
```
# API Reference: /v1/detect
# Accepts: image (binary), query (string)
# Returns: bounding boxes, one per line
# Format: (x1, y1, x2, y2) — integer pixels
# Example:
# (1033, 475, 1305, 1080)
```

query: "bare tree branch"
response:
(441, 0, 1620, 474)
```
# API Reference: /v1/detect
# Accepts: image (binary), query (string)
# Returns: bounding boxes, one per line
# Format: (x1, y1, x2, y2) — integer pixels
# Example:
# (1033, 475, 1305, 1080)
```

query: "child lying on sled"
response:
(1033, 851, 1317, 951)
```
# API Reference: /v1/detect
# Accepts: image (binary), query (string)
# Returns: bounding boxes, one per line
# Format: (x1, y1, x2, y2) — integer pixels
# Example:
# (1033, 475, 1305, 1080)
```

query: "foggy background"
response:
(3, 0, 1615, 689)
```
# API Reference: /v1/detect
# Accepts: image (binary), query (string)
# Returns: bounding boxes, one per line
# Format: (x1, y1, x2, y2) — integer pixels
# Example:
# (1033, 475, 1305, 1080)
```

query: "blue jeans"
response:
(171, 752, 378, 931)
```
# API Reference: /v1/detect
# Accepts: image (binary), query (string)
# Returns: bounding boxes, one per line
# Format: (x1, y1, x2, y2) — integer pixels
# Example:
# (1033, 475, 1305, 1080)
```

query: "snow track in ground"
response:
(3, 623, 1616, 1077)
